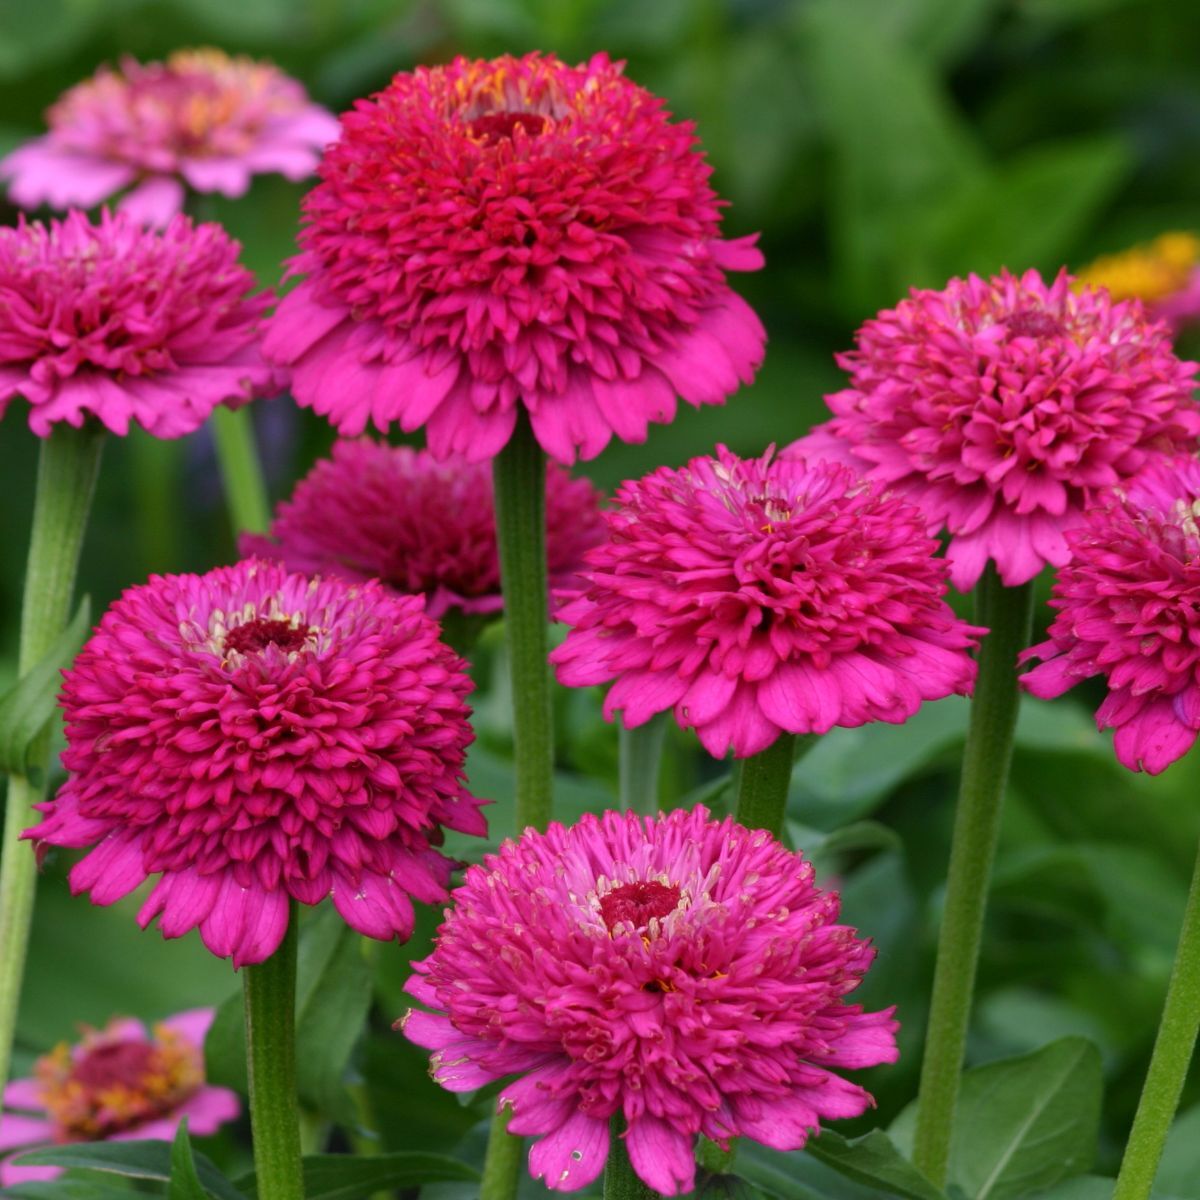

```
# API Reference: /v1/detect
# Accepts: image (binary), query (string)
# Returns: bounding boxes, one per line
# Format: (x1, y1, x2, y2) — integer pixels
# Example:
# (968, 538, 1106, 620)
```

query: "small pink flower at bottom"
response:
(401, 807, 898, 1196)
(0, 1009, 238, 1185)
(25, 559, 486, 966)
(1021, 456, 1200, 773)
(552, 446, 983, 758)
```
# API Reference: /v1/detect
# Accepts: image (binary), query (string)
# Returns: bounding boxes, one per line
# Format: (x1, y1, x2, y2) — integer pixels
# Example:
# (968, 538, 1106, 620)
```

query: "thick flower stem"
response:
(619, 715, 668, 815)
(480, 1107, 525, 1199)
(912, 568, 1034, 1185)
(604, 1115, 658, 1199)
(212, 405, 272, 538)
(492, 410, 553, 835)
(243, 904, 304, 1200)
(1113, 835, 1200, 1200)
(734, 733, 816, 836)
(0, 423, 104, 1098)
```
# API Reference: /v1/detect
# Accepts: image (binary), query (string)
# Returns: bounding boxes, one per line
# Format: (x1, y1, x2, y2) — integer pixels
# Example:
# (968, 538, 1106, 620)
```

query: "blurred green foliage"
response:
(3, 0, 1200, 1194)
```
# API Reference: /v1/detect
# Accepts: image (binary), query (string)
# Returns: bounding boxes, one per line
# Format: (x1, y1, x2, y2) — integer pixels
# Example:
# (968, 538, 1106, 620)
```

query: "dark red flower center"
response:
(599, 880, 681, 931)
(1006, 309, 1064, 339)
(467, 111, 548, 145)
(70, 1041, 157, 1091)
(224, 617, 310, 656)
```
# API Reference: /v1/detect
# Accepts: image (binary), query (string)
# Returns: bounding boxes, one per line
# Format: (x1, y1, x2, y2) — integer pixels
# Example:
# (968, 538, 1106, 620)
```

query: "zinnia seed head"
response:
(1021, 455, 1200, 774)
(23, 559, 486, 967)
(239, 438, 606, 618)
(0, 49, 340, 227)
(0, 209, 281, 438)
(402, 807, 898, 1196)
(789, 268, 1200, 591)
(262, 51, 766, 464)
(552, 446, 984, 758)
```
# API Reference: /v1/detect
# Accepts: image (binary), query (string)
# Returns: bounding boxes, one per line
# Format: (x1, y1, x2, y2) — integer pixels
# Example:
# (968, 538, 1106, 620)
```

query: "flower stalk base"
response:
(243, 903, 304, 1200)
(212, 405, 271, 537)
(619, 714, 668, 815)
(734, 733, 813, 836)
(912, 567, 1034, 1184)
(0, 422, 104, 1098)
(604, 1115, 658, 1199)
(1113, 835, 1200, 1200)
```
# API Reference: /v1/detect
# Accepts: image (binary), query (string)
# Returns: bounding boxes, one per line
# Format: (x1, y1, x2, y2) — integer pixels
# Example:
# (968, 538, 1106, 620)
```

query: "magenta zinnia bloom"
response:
(403, 807, 898, 1196)
(24, 560, 485, 966)
(262, 51, 765, 464)
(0, 1009, 238, 1185)
(789, 269, 1200, 591)
(0, 209, 281, 438)
(239, 439, 605, 618)
(1021, 456, 1200, 773)
(551, 447, 983, 758)
(1, 49, 339, 227)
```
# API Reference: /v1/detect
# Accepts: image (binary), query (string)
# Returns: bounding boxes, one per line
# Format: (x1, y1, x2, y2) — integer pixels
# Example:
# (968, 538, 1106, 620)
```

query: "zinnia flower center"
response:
(467, 111, 548, 144)
(1005, 309, 1064, 339)
(36, 1026, 203, 1139)
(224, 617, 311, 655)
(599, 880, 681, 931)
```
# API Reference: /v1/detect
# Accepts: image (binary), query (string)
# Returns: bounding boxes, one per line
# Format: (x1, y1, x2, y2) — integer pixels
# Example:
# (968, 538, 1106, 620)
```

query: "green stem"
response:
(1113, 836, 1200, 1200)
(619, 714, 668, 815)
(492, 410, 552, 833)
(128, 430, 184, 572)
(243, 904, 304, 1200)
(480, 1106, 525, 1200)
(734, 733, 815, 836)
(604, 1115, 657, 1199)
(912, 567, 1034, 1185)
(0, 424, 104, 1098)
(483, 412, 553, 1199)
(212, 405, 271, 539)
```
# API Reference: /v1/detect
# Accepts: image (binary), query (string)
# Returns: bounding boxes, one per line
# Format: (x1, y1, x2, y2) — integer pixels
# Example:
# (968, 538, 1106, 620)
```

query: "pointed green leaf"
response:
(806, 1129, 947, 1200)
(0, 1181, 140, 1200)
(168, 1120, 208, 1200)
(234, 1151, 479, 1200)
(12, 1139, 247, 1200)
(0, 594, 89, 775)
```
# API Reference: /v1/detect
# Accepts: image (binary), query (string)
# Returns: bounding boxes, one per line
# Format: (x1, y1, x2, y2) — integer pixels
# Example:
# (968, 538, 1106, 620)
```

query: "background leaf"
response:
(169, 1120, 211, 1200)
(235, 1152, 479, 1200)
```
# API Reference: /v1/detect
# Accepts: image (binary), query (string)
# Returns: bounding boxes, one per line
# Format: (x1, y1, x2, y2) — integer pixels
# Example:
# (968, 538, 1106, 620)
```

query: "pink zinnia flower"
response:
(262, 51, 765, 464)
(1, 49, 340, 227)
(24, 559, 486, 967)
(402, 807, 898, 1196)
(239, 439, 606, 618)
(0, 1009, 238, 1186)
(788, 269, 1200, 591)
(0, 209, 281, 438)
(1021, 456, 1200, 774)
(551, 447, 983, 758)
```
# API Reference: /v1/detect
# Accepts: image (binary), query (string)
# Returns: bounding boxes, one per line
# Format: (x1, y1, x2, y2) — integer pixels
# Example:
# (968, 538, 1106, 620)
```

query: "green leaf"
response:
(12, 1139, 247, 1200)
(235, 1152, 479, 1200)
(168, 1120, 208, 1200)
(0, 595, 89, 776)
(734, 1139, 903, 1200)
(0, 1181, 142, 1199)
(1028, 1177, 1115, 1200)
(949, 1037, 1103, 1200)
(806, 1129, 946, 1200)
(203, 985, 247, 1096)
(1155, 1103, 1200, 1198)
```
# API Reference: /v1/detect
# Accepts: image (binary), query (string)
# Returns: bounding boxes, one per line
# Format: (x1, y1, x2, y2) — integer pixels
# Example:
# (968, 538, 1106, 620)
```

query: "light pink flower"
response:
(239, 439, 606, 618)
(0, 1009, 238, 1186)
(787, 269, 1200, 591)
(262, 52, 765, 465)
(24, 559, 486, 967)
(0, 209, 281, 438)
(551, 447, 983, 758)
(1021, 456, 1200, 774)
(402, 807, 898, 1196)
(1, 49, 340, 227)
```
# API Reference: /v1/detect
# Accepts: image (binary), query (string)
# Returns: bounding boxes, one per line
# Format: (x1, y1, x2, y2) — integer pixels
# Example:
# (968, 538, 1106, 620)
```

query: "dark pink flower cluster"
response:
(1022, 456, 1200, 774)
(240, 439, 606, 618)
(0, 210, 280, 438)
(25, 559, 485, 966)
(263, 52, 765, 463)
(793, 269, 1200, 591)
(552, 447, 983, 757)
(1, 49, 339, 227)
(403, 807, 897, 1196)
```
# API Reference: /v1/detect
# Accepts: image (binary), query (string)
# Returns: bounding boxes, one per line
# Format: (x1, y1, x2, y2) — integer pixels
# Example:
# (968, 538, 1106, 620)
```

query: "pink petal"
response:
(623, 1113, 696, 1196)
(118, 177, 187, 228)
(528, 1109, 609, 1193)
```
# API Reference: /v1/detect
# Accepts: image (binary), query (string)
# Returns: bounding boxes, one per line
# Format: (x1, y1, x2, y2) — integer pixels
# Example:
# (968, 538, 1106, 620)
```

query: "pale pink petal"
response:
(118, 176, 187, 227)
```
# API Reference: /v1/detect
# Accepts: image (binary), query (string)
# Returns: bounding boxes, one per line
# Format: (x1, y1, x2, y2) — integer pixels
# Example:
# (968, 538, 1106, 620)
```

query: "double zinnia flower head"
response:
(264, 51, 766, 463)
(403, 807, 898, 1196)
